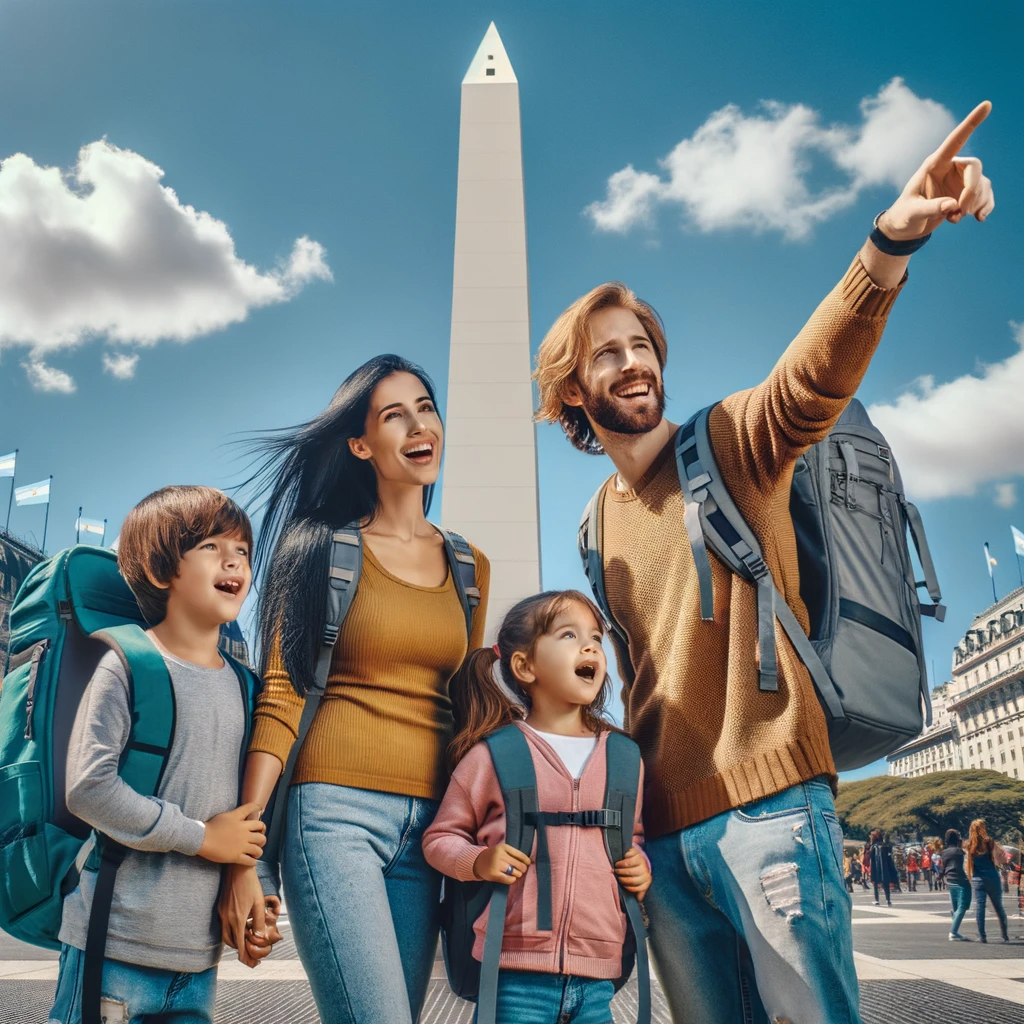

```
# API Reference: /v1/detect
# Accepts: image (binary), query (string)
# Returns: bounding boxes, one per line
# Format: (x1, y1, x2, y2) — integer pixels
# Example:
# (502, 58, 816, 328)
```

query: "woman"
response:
(219, 355, 490, 1022)
(940, 829, 971, 941)
(965, 819, 1009, 943)
(867, 830, 898, 907)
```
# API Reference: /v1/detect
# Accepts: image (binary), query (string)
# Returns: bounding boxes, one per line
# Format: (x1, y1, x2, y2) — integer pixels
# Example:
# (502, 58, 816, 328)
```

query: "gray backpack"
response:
(579, 399, 944, 772)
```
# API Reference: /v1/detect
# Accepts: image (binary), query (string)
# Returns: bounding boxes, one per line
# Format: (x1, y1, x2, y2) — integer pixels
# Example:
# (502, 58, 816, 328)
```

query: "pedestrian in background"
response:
(966, 819, 1010, 943)
(906, 850, 919, 892)
(933, 843, 945, 891)
(940, 829, 971, 941)
(861, 846, 871, 889)
(921, 847, 933, 891)
(867, 831, 897, 907)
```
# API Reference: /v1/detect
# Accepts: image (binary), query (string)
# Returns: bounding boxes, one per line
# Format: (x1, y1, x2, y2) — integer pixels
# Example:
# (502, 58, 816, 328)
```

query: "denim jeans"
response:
(972, 873, 1009, 940)
(283, 782, 441, 1024)
(947, 882, 971, 935)
(472, 970, 615, 1024)
(645, 776, 859, 1024)
(48, 944, 216, 1023)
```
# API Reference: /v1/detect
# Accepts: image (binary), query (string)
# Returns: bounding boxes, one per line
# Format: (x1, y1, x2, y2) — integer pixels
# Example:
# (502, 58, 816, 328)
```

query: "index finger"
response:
(503, 845, 532, 866)
(933, 101, 991, 165)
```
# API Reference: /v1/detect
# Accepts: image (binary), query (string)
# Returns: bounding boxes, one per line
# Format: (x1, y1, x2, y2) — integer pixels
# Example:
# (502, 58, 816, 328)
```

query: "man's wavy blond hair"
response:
(533, 282, 667, 454)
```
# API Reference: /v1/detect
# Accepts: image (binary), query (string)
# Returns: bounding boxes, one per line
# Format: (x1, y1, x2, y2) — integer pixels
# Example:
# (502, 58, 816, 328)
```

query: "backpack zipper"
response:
(557, 777, 581, 972)
(23, 639, 51, 740)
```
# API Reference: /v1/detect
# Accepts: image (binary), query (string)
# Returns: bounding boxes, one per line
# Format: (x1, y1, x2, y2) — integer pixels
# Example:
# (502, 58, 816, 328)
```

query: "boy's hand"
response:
(243, 895, 282, 964)
(615, 846, 651, 901)
(198, 802, 266, 866)
(473, 843, 531, 884)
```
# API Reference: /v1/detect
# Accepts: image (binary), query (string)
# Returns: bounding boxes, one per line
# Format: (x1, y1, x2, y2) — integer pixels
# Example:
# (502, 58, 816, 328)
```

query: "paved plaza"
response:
(2, 887, 1023, 1022)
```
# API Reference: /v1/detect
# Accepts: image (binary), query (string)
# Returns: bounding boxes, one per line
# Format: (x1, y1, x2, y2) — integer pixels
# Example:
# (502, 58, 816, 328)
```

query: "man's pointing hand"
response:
(879, 100, 994, 241)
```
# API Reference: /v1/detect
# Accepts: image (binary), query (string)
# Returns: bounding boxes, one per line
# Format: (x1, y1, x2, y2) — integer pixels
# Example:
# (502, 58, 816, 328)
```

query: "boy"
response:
(49, 486, 279, 1024)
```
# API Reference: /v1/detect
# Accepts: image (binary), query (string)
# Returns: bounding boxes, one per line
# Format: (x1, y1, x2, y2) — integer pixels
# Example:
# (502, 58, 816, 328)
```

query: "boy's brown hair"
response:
(533, 282, 668, 454)
(118, 485, 253, 624)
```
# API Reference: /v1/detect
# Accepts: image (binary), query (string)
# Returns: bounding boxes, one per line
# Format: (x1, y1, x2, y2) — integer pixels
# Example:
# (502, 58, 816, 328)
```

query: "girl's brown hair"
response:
(447, 590, 614, 769)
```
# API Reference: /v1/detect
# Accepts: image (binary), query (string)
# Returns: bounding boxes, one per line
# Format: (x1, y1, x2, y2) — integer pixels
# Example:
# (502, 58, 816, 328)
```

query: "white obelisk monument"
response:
(442, 23, 541, 640)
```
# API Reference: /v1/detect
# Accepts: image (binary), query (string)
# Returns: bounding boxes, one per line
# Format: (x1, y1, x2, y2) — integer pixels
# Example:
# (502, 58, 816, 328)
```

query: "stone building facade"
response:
(888, 587, 1024, 780)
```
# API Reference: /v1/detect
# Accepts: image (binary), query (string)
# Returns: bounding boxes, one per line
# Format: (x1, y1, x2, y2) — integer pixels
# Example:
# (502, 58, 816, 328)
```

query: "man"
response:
(534, 103, 994, 1024)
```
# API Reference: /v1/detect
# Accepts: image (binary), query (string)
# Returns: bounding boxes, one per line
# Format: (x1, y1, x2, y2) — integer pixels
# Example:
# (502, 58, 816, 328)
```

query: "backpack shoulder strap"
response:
(476, 724, 538, 1024)
(442, 529, 480, 639)
(578, 485, 634, 687)
(263, 525, 363, 875)
(677, 408, 846, 719)
(221, 650, 262, 792)
(602, 730, 650, 1024)
(83, 623, 174, 1024)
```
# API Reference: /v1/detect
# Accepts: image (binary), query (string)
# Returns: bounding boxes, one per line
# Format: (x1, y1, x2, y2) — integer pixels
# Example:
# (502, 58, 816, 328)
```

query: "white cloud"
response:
(0, 140, 332, 390)
(869, 323, 1024, 502)
(586, 79, 956, 240)
(995, 483, 1017, 509)
(102, 351, 139, 380)
(22, 359, 76, 394)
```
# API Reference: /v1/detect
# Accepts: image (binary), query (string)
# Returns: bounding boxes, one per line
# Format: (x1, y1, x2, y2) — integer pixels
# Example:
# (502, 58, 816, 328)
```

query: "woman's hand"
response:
(473, 843, 531, 884)
(218, 864, 268, 968)
(243, 895, 282, 964)
(615, 845, 652, 901)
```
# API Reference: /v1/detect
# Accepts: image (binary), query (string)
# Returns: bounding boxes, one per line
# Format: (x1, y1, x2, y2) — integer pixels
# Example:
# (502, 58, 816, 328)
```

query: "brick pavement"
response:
(2, 889, 1023, 1022)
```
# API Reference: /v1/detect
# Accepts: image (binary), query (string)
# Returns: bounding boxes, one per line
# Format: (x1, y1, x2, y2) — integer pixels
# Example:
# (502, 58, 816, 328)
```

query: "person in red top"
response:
(921, 848, 933, 891)
(907, 852, 920, 892)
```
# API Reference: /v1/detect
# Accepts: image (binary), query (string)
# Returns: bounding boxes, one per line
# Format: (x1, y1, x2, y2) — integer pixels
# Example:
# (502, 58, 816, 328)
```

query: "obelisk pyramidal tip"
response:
(442, 24, 541, 642)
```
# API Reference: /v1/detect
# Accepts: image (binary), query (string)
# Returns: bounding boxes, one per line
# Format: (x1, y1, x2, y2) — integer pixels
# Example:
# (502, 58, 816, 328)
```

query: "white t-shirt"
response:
(526, 725, 598, 779)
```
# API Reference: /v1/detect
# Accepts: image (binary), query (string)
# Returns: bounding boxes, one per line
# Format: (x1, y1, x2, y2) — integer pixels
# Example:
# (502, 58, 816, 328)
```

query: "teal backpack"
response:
(440, 725, 651, 1024)
(0, 544, 259, 1024)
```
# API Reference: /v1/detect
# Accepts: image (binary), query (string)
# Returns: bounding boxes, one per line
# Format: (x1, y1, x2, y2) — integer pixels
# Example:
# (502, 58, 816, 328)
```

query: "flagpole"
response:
(102, 519, 107, 546)
(41, 476, 53, 555)
(4, 448, 17, 532)
(76, 506, 82, 544)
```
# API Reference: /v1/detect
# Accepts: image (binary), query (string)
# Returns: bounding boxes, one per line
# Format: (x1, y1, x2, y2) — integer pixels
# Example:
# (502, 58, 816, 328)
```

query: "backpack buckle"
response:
(323, 623, 340, 646)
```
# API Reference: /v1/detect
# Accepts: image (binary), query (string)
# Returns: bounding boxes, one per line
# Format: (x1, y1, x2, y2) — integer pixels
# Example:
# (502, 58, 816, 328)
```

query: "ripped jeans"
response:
(645, 776, 860, 1024)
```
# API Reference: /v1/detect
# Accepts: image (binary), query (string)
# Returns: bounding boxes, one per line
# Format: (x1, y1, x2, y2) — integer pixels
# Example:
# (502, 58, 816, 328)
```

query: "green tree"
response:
(836, 770, 1024, 840)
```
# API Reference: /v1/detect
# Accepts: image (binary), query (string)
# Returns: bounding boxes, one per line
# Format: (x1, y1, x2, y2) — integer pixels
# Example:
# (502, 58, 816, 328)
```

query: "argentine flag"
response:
(0, 452, 15, 478)
(15, 479, 51, 506)
(76, 516, 106, 537)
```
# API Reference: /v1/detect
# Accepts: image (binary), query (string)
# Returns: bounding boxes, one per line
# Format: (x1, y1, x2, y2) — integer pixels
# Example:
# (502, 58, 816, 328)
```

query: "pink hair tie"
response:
(492, 643, 500, 656)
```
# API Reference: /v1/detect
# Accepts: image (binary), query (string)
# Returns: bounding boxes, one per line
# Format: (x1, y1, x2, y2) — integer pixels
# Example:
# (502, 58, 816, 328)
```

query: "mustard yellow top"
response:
(249, 540, 490, 801)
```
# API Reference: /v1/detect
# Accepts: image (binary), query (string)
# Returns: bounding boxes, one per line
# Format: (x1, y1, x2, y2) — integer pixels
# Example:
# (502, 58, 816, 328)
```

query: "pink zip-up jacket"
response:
(422, 723, 646, 980)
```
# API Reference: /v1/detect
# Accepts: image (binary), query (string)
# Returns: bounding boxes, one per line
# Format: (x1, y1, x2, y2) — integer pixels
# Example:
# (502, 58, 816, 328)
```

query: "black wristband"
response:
(870, 211, 931, 256)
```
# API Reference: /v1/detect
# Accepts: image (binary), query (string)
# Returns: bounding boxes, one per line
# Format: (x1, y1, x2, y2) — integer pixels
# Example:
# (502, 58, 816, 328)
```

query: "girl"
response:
(965, 818, 1009, 943)
(218, 354, 490, 1022)
(423, 590, 651, 1024)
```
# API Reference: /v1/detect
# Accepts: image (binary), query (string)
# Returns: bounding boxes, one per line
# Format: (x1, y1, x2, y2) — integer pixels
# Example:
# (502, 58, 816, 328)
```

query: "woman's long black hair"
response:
(241, 354, 440, 696)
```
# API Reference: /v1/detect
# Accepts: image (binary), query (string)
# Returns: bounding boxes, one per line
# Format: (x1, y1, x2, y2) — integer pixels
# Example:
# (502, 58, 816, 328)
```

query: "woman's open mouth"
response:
(402, 442, 434, 465)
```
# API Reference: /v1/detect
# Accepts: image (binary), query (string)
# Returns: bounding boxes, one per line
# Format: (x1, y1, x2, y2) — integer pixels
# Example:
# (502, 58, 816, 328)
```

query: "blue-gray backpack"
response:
(579, 400, 945, 771)
(259, 525, 482, 886)
(440, 724, 650, 1024)
(0, 544, 259, 1024)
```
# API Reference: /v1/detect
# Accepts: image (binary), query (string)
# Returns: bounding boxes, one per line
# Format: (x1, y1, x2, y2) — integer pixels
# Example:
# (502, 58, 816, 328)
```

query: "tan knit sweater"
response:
(249, 541, 490, 801)
(601, 255, 904, 838)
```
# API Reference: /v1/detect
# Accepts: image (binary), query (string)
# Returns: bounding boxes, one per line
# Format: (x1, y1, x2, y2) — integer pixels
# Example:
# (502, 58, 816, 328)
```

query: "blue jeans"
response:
(472, 970, 615, 1024)
(48, 944, 216, 1023)
(283, 782, 441, 1024)
(947, 882, 971, 935)
(645, 776, 859, 1024)
(972, 873, 1009, 940)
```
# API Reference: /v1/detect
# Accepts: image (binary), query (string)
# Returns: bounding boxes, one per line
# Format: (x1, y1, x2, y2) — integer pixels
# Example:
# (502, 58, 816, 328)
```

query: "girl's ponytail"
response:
(447, 648, 523, 771)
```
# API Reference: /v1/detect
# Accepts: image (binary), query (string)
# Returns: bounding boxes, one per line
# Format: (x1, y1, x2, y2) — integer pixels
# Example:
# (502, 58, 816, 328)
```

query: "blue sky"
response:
(1, 1, 1021, 778)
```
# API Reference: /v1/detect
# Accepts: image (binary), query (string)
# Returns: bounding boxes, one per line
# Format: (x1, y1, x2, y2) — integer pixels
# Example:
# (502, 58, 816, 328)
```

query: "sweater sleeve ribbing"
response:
(710, 253, 906, 494)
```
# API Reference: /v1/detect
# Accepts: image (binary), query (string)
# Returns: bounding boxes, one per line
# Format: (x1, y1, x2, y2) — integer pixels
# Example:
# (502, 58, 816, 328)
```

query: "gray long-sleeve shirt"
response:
(59, 645, 246, 972)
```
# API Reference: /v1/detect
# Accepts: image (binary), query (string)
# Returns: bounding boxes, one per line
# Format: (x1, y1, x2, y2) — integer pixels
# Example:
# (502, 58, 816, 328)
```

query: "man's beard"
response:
(581, 371, 665, 436)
